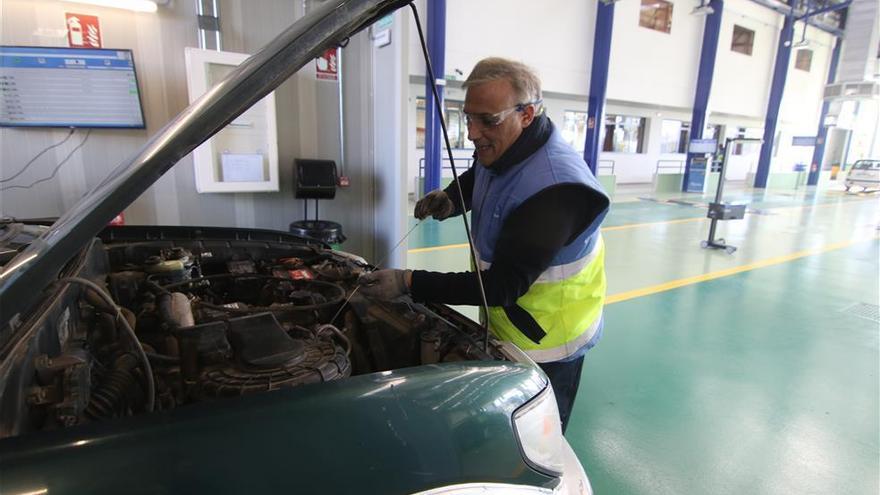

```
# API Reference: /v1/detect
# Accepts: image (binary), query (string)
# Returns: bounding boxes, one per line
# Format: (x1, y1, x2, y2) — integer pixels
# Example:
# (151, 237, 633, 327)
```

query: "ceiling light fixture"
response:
(691, 0, 714, 15)
(60, 0, 159, 13)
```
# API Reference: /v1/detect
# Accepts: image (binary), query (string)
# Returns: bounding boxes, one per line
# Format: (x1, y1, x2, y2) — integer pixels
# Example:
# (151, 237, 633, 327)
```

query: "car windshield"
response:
(853, 160, 880, 170)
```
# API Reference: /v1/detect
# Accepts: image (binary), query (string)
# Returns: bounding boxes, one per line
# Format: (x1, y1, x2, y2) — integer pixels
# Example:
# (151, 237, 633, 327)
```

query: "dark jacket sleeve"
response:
(442, 167, 474, 216)
(410, 183, 609, 306)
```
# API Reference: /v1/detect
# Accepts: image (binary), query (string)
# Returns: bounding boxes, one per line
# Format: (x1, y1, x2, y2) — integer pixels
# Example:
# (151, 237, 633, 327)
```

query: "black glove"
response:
(358, 269, 411, 300)
(414, 190, 454, 220)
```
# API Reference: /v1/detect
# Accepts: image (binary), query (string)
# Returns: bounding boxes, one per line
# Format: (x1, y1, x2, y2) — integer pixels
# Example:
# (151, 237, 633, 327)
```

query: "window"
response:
(602, 114, 646, 153)
(854, 160, 880, 170)
(660, 120, 690, 153)
(732, 127, 762, 155)
(562, 110, 588, 151)
(416, 98, 426, 148)
(639, 0, 673, 33)
(445, 100, 464, 149)
(731, 25, 755, 55)
(703, 124, 724, 163)
(795, 49, 812, 71)
(704, 124, 723, 145)
(416, 97, 469, 149)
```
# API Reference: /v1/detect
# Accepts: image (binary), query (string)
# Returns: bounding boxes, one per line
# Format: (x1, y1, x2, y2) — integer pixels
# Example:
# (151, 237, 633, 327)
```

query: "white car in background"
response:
(844, 159, 880, 192)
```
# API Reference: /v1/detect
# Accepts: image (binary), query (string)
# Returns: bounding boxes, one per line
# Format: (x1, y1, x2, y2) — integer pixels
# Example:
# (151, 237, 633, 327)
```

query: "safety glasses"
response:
(464, 99, 543, 130)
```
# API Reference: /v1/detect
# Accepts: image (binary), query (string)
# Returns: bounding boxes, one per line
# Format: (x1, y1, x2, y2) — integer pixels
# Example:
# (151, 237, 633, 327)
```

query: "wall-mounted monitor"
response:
(0, 46, 146, 129)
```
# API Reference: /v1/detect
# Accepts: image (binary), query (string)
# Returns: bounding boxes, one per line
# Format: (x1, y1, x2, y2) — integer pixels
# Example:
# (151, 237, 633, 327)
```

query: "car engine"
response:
(4, 231, 502, 436)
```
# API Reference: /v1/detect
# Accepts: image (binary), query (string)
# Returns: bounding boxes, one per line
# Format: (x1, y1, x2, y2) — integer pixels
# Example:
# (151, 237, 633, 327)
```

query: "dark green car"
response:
(0, 1, 591, 493)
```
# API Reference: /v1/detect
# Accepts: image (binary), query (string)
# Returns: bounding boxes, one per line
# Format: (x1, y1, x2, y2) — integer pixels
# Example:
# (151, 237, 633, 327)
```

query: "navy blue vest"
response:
(471, 129, 608, 267)
(471, 129, 610, 362)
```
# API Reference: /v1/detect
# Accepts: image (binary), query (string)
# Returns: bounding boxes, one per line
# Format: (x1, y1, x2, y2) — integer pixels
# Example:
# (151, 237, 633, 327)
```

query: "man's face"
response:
(464, 79, 535, 167)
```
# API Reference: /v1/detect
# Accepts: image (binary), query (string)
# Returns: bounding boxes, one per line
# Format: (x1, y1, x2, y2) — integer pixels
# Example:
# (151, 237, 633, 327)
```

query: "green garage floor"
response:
(403, 186, 880, 495)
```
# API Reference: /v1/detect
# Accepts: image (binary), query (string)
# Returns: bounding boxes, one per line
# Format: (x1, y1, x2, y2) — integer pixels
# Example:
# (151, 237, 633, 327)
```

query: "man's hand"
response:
(358, 269, 411, 300)
(414, 190, 454, 220)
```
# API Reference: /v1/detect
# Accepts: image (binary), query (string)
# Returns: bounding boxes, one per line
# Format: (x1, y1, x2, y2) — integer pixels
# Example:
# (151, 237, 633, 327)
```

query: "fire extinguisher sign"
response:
(66, 13, 102, 48)
(315, 48, 338, 81)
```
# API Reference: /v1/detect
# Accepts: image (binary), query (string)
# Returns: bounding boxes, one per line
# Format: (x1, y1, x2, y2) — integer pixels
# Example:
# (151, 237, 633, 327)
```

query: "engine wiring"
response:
(56, 276, 155, 412)
(329, 219, 425, 325)
(162, 273, 347, 313)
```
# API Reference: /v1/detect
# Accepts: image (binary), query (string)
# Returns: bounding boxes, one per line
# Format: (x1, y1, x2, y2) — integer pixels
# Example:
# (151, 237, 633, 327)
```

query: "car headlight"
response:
(513, 385, 565, 476)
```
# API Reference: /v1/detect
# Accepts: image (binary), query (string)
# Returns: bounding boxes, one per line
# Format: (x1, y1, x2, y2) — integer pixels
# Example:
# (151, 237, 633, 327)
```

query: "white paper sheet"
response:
(221, 153, 265, 182)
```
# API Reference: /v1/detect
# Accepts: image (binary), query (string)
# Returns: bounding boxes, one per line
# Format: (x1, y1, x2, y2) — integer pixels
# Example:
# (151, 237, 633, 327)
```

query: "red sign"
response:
(66, 13, 102, 48)
(109, 212, 125, 226)
(315, 48, 338, 81)
(288, 269, 315, 280)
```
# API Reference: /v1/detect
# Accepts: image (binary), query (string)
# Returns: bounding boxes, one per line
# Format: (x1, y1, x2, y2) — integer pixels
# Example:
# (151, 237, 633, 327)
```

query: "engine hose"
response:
(58, 277, 155, 412)
(145, 352, 180, 364)
(315, 324, 351, 356)
(163, 274, 346, 311)
(85, 354, 138, 420)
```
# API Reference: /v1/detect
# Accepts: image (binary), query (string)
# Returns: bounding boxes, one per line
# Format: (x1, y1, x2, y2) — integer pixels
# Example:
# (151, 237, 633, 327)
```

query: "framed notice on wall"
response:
(184, 47, 279, 193)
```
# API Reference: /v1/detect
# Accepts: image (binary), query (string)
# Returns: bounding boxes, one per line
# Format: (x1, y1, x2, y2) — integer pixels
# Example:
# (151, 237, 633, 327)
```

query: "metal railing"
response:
(597, 159, 615, 176)
(417, 156, 475, 178)
(655, 160, 686, 174)
(419, 157, 617, 177)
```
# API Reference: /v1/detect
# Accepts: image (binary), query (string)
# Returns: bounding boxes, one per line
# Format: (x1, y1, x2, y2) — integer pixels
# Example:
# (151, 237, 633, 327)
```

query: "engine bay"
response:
(2, 231, 504, 437)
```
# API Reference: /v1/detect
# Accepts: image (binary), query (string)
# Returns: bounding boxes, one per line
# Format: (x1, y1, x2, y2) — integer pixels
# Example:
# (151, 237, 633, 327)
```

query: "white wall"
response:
(405, 0, 841, 187)
(775, 28, 836, 173)
(0, 0, 407, 260)
(0, 0, 194, 220)
(409, 0, 594, 95)
(606, 0, 704, 109)
(779, 29, 834, 128)
(712, 1, 781, 118)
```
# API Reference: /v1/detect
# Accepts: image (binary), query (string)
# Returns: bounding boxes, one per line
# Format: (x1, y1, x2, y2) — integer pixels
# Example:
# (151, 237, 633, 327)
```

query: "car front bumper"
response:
(557, 439, 593, 495)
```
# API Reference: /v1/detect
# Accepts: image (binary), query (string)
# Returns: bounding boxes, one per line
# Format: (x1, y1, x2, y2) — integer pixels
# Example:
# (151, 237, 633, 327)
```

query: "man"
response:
(359, 57, 609, 432)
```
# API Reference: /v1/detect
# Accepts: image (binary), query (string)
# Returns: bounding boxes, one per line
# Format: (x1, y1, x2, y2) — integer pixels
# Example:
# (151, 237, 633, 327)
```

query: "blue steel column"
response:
(807, 37, 842, 186)
(683, 0, 724, 191)
(754, 14, 795, 188)
(583, 1, 615, 175)
(422, 0, 446, 195)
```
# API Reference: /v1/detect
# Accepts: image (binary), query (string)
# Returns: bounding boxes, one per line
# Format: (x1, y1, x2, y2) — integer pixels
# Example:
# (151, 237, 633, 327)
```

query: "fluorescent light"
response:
(60, 0, 158, 13)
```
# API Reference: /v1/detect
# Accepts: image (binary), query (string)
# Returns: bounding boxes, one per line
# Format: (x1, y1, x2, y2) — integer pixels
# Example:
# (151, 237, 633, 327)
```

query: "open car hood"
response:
(0, 0, 412, 330)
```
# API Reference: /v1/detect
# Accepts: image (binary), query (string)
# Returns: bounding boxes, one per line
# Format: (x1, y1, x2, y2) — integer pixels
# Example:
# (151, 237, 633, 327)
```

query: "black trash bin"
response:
(289, 220, 346, 249)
